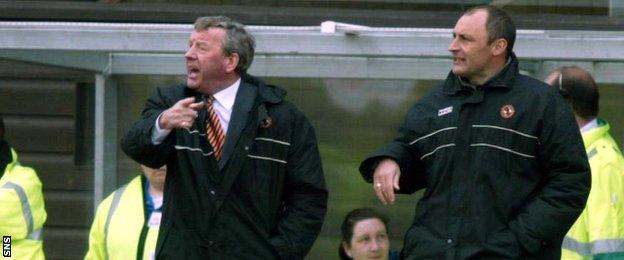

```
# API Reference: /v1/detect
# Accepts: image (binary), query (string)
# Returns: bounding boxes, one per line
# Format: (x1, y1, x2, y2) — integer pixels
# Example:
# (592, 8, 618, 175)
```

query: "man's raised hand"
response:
(159, 97, 204, 130)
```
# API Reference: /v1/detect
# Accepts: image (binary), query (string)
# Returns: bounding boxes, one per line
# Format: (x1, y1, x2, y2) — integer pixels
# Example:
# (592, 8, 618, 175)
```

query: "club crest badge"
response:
(260, 117, 273, 128)
(500, 104, 515, 119)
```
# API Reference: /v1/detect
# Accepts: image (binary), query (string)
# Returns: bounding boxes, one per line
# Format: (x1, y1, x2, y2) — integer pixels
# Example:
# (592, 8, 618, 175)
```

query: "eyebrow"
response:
(189, 40, 210, 47)
(457, 33, 472, 40)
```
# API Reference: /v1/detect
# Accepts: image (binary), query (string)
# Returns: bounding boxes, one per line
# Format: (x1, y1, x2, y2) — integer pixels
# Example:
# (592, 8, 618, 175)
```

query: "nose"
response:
(448, 38, 459, 53)
(370, 239, 381, 251)
(185, 46, 195, 60)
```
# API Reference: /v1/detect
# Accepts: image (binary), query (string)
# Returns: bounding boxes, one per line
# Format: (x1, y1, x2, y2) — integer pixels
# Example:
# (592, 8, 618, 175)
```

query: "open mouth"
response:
(187, 65, 200, 75)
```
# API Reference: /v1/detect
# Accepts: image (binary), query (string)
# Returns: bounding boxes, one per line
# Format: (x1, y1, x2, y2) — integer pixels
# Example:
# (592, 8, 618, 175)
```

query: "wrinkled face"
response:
(448, 10, 495, 84)
(185, 28, 233, 94)
(141, 165, 166, 189)
(343, 218, 390, 260)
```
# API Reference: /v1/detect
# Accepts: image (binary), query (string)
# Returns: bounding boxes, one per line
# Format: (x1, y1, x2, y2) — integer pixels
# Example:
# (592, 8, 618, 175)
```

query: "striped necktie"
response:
(205, 95, 225, 160)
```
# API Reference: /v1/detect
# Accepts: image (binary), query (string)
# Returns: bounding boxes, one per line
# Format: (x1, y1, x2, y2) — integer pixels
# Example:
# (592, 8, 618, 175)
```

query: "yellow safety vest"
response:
(85, 176, 160, 260)
(0, 149, 46, 260)
(562, 121, 624, 259)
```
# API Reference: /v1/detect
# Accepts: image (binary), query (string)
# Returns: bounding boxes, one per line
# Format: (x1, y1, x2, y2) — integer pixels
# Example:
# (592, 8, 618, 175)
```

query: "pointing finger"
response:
(188, 101, 205, 111)
(177, 97, 196, 107)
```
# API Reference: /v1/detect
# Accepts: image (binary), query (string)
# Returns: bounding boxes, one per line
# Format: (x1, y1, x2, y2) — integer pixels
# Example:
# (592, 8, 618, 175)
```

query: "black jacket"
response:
(122, 74, 328, 259)
(360, 54, 590, 259)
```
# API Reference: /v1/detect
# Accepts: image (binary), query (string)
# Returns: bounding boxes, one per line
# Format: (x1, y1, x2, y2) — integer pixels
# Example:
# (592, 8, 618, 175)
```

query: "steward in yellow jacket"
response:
(561, 120, 624, 259)
(0, 139, 47, 259)
(546, 67, 624, 259)
(85, 165, 165, 260)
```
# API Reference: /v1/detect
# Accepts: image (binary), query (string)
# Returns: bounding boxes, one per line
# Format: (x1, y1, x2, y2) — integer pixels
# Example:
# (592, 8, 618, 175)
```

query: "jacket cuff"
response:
(359, 142, 411, 183)
(359, 155, 397, 183)
(269, 236, 304, 260)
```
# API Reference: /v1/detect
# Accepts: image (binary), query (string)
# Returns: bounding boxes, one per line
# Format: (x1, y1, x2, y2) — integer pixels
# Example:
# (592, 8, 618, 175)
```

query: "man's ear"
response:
(226, 53, 240, 73)
(491, 38, 508, 57)
(342, 241, 353, 258)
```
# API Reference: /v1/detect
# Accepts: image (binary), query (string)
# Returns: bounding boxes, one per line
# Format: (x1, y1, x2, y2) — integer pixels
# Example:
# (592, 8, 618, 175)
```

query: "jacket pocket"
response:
(245, 137, 290, 196)
(248, 137, 290, 165)
(478, 227, 522, 259)
(470, 124, 538, 160)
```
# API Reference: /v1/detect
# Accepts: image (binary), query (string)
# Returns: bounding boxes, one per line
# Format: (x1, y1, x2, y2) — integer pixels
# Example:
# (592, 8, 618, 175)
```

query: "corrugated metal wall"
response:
(0, 59, 92, 259)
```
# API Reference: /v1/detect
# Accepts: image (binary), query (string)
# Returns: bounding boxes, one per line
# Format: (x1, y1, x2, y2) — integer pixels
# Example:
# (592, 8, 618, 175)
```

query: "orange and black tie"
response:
(205, 96, 225, 160)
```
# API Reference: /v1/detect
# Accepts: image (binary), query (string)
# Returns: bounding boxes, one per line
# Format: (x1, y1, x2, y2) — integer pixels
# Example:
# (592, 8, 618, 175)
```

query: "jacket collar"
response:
(0, 140, 14, 179)
(217, 73, 287, 170)
(581, 119, 609, 148)
(442, 52, 519, 95)
(185, 73, 287, 105)
(211, 77, 240, 114)
(240, 73, 286, 105)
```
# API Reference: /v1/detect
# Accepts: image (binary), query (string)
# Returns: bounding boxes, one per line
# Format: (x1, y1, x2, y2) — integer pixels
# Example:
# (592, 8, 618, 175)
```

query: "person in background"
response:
(359, 5, 590, 259)
(545, 66, 624, 259)
(339, 208, 400, 260)
(0, 115, 47, 260)
(85, 164, 166, 260)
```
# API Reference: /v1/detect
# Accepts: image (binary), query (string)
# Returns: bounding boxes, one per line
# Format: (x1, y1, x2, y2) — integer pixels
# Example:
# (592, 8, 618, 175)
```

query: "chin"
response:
(186, 81, 199, 89)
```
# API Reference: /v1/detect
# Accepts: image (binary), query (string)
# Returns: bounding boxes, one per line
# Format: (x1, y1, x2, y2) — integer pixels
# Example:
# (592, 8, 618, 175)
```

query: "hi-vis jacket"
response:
(0, 140, 46, 260)
(562, 120, 624, 259)
(85, 175, 159, 260)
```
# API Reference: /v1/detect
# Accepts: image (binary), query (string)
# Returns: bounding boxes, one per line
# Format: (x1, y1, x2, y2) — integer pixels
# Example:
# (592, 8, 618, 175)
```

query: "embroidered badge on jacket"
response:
(500, 104, 515, 119)
(438, 106, 453, 116)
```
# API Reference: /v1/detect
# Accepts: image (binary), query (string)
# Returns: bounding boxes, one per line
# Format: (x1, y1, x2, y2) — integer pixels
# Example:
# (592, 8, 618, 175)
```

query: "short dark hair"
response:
(549, 66, 599, 120)
(0, 115, 4, 140)
(194, 16, 255, 74)
(464, 5, 516, 58)
(339, 208, 389, 260)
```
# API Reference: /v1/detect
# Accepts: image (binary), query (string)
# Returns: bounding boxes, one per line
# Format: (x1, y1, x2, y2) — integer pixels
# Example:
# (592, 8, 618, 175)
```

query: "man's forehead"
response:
(189, 28, 225, 41)
(454, 10, 488, 34)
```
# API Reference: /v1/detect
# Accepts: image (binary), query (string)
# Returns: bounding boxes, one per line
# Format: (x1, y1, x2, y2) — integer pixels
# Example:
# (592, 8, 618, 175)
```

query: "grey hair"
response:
(194, 16, 255, 73)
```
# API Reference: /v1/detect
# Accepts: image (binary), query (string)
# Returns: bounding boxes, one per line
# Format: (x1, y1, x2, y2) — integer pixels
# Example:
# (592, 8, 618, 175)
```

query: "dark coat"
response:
(360, 54, 590, 259)
(122, 74, 328, 259)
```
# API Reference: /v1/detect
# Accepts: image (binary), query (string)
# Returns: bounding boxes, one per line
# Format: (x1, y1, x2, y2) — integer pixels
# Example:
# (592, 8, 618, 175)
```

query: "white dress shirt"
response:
(151, 78, 241, 144)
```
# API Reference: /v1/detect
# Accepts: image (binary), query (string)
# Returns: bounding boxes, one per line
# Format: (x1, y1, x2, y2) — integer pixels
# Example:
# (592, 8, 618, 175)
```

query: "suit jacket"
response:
(121, 74, 328, 259)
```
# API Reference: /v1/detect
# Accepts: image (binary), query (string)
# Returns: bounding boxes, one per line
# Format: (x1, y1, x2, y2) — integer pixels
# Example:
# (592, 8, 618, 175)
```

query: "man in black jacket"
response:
(359, 5, 590, 259)
(122, 16, 327, 259)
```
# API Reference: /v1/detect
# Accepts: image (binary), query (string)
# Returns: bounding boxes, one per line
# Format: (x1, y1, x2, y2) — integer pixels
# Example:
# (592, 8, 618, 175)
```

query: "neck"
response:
(201, 73, 240, 95)
(576, 116, 593, 129)
(469, 57, 506, 85)
(148, 184, 163, 198)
